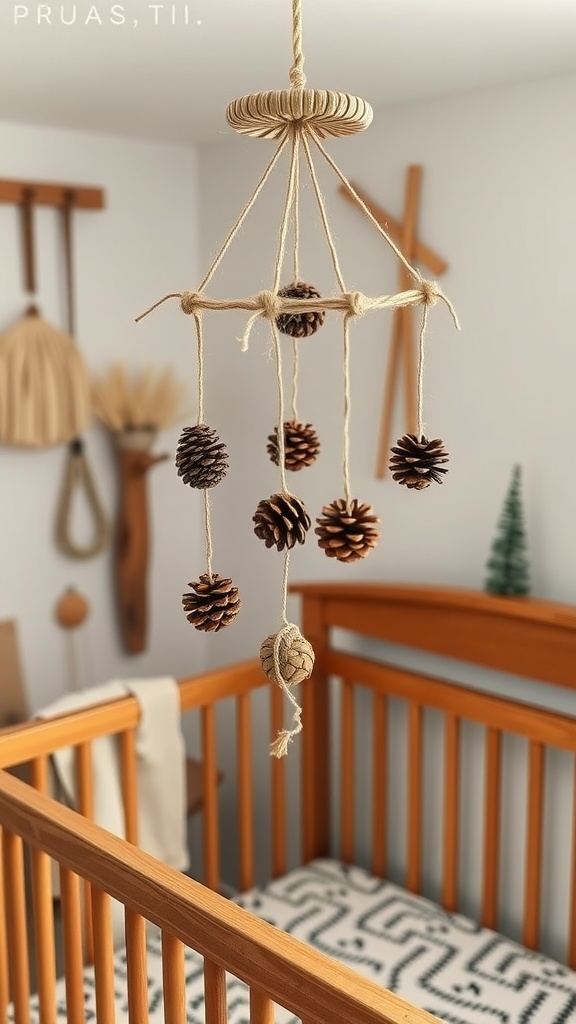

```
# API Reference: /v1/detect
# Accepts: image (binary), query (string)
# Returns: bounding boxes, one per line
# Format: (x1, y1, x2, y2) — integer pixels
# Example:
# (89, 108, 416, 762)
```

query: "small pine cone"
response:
(260, 627, 315, 686)
(182, 573, 241, 632)
(267, 420, 320, 472)
(176, 424, 228, 488)
(389, 434, 449, 489)
(276, 281, 325, 338)
(315, 498, 380, 563)
(253, 492, 311, 552)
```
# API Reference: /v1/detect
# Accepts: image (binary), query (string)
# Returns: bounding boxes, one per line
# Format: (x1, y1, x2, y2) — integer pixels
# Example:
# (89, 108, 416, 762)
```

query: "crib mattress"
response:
(20, 859, 576, 1024)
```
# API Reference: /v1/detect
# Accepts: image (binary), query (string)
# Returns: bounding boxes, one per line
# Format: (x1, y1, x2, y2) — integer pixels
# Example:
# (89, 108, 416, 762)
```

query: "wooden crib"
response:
(0, 582, 575, 1024)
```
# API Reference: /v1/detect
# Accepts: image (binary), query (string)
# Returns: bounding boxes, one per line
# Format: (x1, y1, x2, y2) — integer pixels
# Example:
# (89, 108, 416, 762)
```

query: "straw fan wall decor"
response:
(138, 0, 460, 757)
(0, 179, 108, 560)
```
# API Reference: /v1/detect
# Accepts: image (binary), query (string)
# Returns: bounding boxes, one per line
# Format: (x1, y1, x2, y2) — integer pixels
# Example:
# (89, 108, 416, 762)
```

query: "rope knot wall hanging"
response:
(137, 0, 460, 757)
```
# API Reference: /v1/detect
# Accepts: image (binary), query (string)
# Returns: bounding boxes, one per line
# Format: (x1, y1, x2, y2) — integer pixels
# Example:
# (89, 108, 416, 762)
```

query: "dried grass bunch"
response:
(92, 364, 189, 434)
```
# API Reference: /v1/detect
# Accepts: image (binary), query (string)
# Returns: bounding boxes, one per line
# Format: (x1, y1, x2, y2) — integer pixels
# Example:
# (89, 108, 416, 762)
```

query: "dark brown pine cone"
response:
(276, 281, 325, 338)
(253, 492, 311, 551)
(182, 573, 241, 632)
(176, 424, 228, 488)
(389, 434, 449, 489)
(267, 420, 320, 472)
(315, 498, 380, 562)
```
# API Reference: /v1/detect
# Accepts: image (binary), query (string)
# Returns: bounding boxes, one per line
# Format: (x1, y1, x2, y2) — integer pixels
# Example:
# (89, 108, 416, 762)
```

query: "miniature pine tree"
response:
(485, 464, 531, 596)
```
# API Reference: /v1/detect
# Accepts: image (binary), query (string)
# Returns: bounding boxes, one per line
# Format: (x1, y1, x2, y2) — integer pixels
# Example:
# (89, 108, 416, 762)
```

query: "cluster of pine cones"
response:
(174, 275, 449, 632)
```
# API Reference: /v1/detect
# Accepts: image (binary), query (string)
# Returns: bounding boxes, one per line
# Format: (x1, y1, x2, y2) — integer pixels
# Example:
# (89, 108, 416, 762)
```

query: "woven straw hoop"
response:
(226, 89, 373, 139)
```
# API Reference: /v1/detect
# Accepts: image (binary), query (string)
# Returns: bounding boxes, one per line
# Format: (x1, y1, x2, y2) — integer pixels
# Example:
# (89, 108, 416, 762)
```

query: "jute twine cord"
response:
(343, 316, 352, 506)
(270, 549, 304, 758)
(301, 133, 346, 293)
(192, 310, 215, 581)
(196, 135, 290, 296)
(137, 283, 455, 334)
(290, 0, 305, 89)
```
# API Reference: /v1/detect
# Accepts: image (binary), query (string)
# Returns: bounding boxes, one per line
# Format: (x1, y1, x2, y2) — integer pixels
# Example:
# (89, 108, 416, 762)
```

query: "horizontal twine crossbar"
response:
(136, 280, 459, 330)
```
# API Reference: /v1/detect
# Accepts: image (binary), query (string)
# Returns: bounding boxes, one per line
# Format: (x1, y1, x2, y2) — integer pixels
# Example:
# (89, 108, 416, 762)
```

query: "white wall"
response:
(196, 73, 576, 957)
(0, 122, 206, 712)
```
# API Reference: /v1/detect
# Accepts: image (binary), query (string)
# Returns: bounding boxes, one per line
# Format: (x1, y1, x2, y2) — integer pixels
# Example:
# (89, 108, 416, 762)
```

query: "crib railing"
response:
(325, 648, 576, 969)
(0, 768, 440, 1024)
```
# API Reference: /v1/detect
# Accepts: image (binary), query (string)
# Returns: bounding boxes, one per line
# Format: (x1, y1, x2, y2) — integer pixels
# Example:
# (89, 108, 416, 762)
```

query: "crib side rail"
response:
(0, 769, 438, 1024)
(0, 660, 264, 770)
(327, 648, 576, 968)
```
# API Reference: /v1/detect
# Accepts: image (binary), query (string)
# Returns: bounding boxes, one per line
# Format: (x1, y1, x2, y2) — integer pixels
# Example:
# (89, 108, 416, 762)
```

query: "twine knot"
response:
(420, 280, 440, 307)
(346, 291, 368, 318)
(257, 290, 282, 321)
(180, 291, 204, 316)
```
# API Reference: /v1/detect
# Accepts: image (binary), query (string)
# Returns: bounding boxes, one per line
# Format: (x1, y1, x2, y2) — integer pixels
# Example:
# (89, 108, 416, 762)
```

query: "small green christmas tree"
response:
(485, 465, 531, 596)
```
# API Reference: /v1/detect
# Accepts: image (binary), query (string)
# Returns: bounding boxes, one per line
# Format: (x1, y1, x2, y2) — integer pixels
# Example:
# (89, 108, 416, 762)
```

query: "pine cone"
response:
(315, 498, 380, 562)
(260, 628, 315, 686)
(182, 573, 241, 632)
(389, 434, 449, 489)
(253, 493, 311, 551)
(267, 420, 320, 472)
(176, 424, 228, 488)
(276, 281, 325, 338)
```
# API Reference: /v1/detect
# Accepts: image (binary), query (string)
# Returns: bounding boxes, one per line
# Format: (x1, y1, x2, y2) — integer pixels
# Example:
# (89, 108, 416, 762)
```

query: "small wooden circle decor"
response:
(55, 587, 90, 629)
(137, 0, 460, 757)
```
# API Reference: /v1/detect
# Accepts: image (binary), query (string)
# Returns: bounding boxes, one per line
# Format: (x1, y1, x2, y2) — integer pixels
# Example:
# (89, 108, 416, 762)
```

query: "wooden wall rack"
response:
(0, 178, 104, 210)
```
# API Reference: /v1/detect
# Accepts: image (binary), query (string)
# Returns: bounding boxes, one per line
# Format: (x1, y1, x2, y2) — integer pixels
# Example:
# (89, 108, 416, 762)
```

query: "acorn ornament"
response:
(267, 420, 320, 472)
(182, 573, 241, 632)
(253, 492, 311, 551)
(176, 424, 228, 489)
(276, 281, 325, 339)
(389, 434, 449, 489)
(316, 498, 380, 562)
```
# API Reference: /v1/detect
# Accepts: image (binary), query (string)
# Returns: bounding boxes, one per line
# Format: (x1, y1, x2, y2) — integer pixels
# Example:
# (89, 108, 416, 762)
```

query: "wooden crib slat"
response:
(407, 702, 423, 893)
(162, 931, 186, 1024)
(371, 693, 387, 878)
(237, 692, 255, 891)
(249, 986, 275, 1024)
(59, 866, 86, 1024)
(91, 887, 116, 1024)
(481, 727, 502, 929)
(204, 958, 227, 1024)
(271, 684, 287, 878)
(30, 761, 57, 1024)
(569, 754, 576, 970)
(442, 714, 460, 911)
(120, 729, 138, 846)
(125, 908, 149, 1024)
(202, 704, 220, 890)
(2, 829, 30, 1024)
(76, 742, 95, 964)
(0, 829, 9, 1024)
(340, 680, 355, 864)
(523, 740, 545, 950)
(31, 842, 56, 1024)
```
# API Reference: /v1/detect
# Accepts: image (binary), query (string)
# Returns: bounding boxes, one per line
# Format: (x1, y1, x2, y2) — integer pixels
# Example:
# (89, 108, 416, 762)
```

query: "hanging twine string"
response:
(309, 131, 423, 288)
(192, 308, 214, 580)
(417, 303, 429, 438)
(198, 134, 290, 294)
(301, 133, 346, 293)
(343, 316, 352, 506)
(270, 549, 304, 758)
(290, 129, 301, 421)
(289, 0, 306, 89)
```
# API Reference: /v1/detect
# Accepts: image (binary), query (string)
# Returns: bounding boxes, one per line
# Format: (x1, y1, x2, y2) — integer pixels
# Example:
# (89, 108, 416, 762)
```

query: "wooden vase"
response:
(115, 429, 167, 654)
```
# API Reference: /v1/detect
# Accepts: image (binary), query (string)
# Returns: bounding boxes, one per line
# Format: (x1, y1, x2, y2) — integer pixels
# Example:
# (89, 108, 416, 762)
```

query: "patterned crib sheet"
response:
(17, 859, 576, 1024)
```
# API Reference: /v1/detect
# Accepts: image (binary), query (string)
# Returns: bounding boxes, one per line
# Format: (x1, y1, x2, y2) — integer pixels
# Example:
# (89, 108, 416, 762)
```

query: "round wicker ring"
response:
(226, 89, 373, 139)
